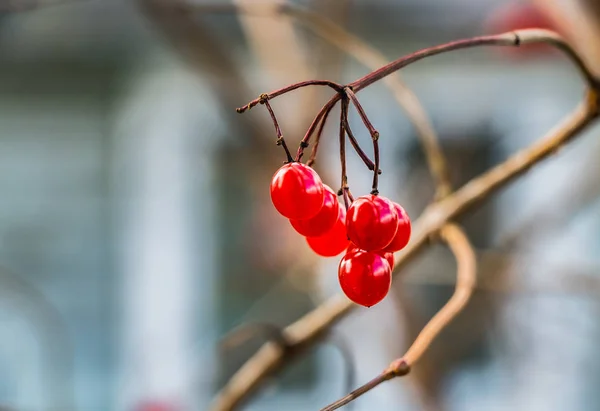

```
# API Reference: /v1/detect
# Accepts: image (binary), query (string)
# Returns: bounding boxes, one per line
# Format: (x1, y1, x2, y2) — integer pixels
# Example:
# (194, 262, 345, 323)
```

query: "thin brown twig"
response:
(306, 102, 333, 167)
(200, 2, 597, 197)
(238, 29, 596, 118)
(344, 87, 381, 193)
(236, 80, 344, 113)
(349, 30, 596, 91)
(219, 322, 290, 353)
(209, 30, 600, 411)
(261, 97, 293, 162)
(195, 2, 451, 196)
(343, 88, 380, 140)
(403, 225, 477, 364)
(340, 102, 377, 172)
(320, 224, 476, 411)
(296, 96, 339, 162)
(339, 96, 350, 210)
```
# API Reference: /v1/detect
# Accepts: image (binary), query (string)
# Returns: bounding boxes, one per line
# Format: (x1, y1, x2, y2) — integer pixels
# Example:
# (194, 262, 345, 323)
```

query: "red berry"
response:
(382, 252, 395, 271)
(382, 203, 411, 253)
(346, 195, 398, 251)
(290, 185, 339, 237)
(338, 250, 392, 307)
(347, 243, 395, 271)
(306, 204, 349, 257)
(270, 162, 324, 219)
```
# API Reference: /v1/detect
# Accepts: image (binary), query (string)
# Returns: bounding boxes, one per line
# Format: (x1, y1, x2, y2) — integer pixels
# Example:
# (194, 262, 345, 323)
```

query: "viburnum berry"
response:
(347, 243, 395, 271)
(270, 162, 324, 220)
(346, 194, 398, 251)
(338, 249, 392, 307)
(382, 202, 411, 253)
(306, 204, 349, 257)
(382, 252, 395, 271)
(290, 185, 339, 237)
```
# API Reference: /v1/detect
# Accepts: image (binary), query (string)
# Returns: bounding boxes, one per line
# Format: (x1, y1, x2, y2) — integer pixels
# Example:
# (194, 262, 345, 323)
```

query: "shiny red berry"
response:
(347, 243, 395, 271)
(270, 162, 324, 220)
(306, 204, 349, 257)
(338, 250, 392, 307)
(346, 195, 398, 251)
(382, 252, 395, 271)
(382, 202, 411, 253)
(290, 185, 339, 237)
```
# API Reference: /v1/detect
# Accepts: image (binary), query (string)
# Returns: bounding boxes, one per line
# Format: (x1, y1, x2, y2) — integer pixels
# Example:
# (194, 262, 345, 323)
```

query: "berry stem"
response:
(341, 99, 379, 173)
(371, 137, 380, 195)
(262, 97, 293, 163)
(345, 87, 380, 194)
(306, 100, 334, 167)
(296, 96, 338, 162)
(236, 80, 344, 113)
(347, 188, 355, 202)
(339, 96, 350, 210)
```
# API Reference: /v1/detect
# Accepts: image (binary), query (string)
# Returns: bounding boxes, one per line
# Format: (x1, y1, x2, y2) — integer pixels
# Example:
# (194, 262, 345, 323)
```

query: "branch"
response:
(279, 3, 451, 196)
(349, 29, 596, 91)
(296, 96, 339, 162)
(236, 80, 343, 113)
(320, 224, 476, 411)
(340, 99, 377, 172)
(198, 5, 596, 197)
(404, 224, 477, 364)
(344, 87, 381, 194)
(306, 100, 334, 167)
(195, 2, 451, 196)
(261, 98, 293, 162)
(209, 30, 600, 411)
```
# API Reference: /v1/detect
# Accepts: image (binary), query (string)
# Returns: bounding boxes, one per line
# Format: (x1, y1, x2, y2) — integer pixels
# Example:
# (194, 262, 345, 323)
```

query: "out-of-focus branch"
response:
(403, 225, 477, 365)
(138, 0, 276, 162)
(195, 1, 452, 197)
(0, 0, 86, 12)
(320, 224, 476, 411)
(533, 0, 600, 76)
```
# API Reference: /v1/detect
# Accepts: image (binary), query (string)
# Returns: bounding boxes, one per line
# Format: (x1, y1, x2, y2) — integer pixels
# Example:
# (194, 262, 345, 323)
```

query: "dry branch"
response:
(320, 223, 476, 411)
(196, 1, 451, 197)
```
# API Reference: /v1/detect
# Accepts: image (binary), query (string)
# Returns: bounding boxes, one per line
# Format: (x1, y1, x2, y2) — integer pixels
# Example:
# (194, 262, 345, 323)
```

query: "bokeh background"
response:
(0, 0, 600, 410)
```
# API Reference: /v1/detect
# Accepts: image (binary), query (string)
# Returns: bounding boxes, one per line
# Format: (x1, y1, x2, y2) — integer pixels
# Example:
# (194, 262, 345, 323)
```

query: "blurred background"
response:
(0, 0, 599, 410)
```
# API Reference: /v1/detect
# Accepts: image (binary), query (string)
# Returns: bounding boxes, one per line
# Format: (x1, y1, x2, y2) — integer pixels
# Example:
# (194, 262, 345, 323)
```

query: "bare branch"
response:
(196, 2, 451, 196)
(219, 322, 290, 353)
(344, 87, 381, 194)
(306, 101, 334, 167)
(320, 366, 407, 411)
(296, 96, 339, 162)
(280, 3, 451, 197)
(236, 80, 343, 113)
(261, 98, 293, 162)
(320, 223, 476, 411)
(339, 96, 350, 209)
(340, 101, 377, 172)
(349, 29, 597, 92)
(403, 224, 477, 364)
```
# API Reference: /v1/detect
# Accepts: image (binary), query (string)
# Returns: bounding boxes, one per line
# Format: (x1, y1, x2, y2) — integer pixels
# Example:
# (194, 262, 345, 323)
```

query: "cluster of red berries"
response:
(270, 162, 411, 307)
